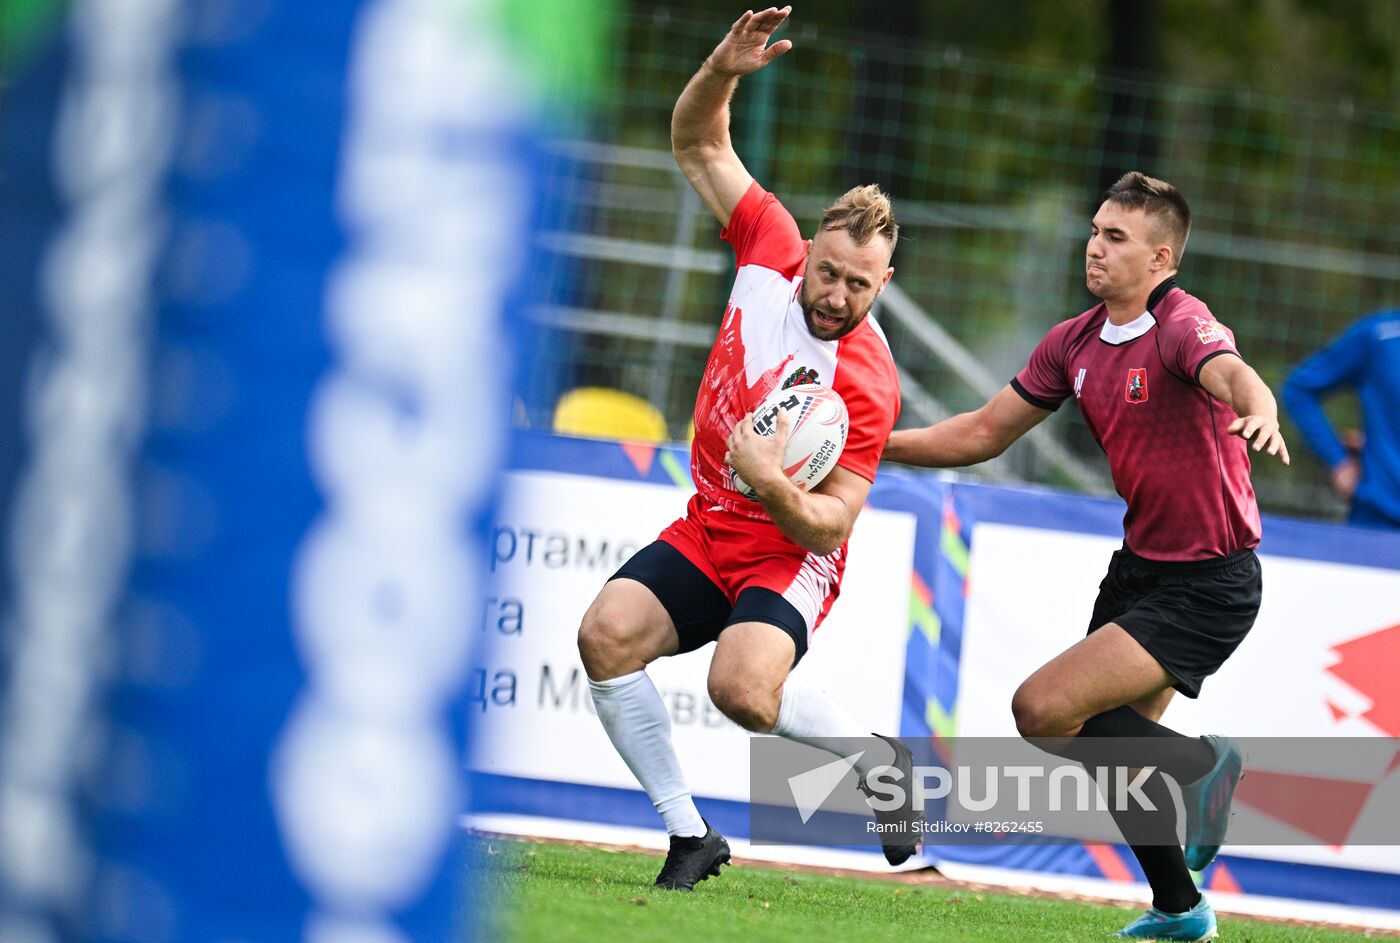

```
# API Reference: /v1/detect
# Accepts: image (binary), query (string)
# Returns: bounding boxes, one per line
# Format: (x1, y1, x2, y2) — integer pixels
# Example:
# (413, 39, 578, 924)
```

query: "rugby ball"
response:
(730, 383, 848, 499)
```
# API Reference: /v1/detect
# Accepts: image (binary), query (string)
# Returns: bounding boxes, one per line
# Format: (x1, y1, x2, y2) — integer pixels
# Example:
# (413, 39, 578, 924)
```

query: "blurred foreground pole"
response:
(94, 0, 540, 939)
(1, 0, 583, 939)
(0, 1, 181, 940)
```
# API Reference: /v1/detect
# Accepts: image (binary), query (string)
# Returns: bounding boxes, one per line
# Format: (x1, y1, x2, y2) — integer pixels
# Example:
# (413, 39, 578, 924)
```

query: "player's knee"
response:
(577, 604, 638, 681)
(707, 676, 778, 732)
(1011, 685, 1069, 740)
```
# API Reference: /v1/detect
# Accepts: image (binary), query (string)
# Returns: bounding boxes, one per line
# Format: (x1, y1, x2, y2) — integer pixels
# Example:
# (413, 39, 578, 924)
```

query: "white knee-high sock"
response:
(770, 675, 896, 778)
(588, 669, 706, 838)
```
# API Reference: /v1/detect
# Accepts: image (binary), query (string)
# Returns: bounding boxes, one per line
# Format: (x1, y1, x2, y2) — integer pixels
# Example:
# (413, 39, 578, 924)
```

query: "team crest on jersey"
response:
(1194, 316, 1229, 344)
(1125, 368, 1149, 404)
(782, 366, 821, 389)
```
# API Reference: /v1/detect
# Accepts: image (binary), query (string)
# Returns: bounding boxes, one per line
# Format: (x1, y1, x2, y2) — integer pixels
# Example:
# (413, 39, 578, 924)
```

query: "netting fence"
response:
(520, 7, 1400, 517)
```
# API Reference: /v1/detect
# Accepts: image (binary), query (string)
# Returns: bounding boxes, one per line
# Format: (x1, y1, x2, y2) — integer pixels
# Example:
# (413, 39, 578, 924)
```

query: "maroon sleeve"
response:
(1011, 321, 1074, 410)
(720, 181, 807, 276)
(1160, 303, 1242, 384)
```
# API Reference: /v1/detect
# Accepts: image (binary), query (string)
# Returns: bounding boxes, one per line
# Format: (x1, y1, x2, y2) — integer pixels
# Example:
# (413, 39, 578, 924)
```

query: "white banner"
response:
(956, 522, 1400, 874)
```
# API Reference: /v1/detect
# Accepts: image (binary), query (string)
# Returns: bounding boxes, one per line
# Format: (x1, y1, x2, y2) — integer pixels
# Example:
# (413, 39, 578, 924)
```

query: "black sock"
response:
(1108, 771, 1202, 914)
(1059, 706, 1215, 784)
(1025, 706, 1208, 913)
(1129, 845, 1202, 914)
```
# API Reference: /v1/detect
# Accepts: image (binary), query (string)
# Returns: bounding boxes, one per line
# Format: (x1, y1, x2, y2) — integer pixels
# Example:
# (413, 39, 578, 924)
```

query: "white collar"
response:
(1100, 310, 1156, 345)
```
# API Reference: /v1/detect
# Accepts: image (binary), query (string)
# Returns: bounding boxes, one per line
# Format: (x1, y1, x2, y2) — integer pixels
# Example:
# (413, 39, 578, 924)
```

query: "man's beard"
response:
(799, 284, 868, 341)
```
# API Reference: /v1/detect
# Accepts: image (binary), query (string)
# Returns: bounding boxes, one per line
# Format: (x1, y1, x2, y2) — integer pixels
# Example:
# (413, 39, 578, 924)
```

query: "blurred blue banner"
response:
(1, 0, 542, 939)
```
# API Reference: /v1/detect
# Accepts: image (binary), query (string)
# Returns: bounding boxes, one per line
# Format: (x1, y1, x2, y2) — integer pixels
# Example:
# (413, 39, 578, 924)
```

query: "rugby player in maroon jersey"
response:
(886, 172, 1289, 941)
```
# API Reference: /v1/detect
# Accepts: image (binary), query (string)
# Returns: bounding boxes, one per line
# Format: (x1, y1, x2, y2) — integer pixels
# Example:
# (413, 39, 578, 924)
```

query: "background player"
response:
(1282, 308, 1400, 531)
(885, 172, 1289, 941)
(576, 7, 914, 891)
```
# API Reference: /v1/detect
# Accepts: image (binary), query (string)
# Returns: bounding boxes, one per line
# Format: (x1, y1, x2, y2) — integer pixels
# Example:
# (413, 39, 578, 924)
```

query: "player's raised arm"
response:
(1199, 354, 1291, 466)
(671, 7, 793, 226)
(883, 385, 1052, 468)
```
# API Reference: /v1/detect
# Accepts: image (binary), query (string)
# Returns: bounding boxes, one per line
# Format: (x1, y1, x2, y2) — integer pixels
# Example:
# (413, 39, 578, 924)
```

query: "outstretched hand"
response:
(707, 7, 794, 77)
(1227, 415, 1291, 466)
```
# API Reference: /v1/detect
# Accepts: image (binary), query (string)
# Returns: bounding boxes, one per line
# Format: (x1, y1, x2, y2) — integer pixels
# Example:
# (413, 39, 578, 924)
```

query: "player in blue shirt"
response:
(1282, 309, 1400, 530)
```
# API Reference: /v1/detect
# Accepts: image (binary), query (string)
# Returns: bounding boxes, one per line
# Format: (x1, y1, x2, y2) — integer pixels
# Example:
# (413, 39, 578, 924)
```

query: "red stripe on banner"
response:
(1083, 843, 1134, 882)
(1325, 622, 1400, 737)
(620, 441, 656, 476)
(911, 571, 932, 608)
(1236, 771, 1375, 846)
(929, 733, 952, 766)
(1208, 861, 1242, 893)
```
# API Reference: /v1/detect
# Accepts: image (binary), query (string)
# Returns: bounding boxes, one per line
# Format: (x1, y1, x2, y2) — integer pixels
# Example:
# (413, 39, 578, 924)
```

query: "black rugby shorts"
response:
(1087, 545, 1261, 698)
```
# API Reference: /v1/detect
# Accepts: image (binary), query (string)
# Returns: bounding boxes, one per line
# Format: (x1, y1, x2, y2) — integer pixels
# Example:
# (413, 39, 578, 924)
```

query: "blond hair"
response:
(819, 184, 898, 252)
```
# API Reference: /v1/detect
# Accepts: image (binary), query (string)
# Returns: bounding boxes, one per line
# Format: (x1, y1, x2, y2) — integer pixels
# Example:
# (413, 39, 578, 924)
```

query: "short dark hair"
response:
(1103, 171, 1191, 265)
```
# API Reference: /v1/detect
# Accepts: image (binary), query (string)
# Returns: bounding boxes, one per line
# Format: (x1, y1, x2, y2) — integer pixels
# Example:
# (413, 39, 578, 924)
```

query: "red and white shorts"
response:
(610, 493, 846, 659)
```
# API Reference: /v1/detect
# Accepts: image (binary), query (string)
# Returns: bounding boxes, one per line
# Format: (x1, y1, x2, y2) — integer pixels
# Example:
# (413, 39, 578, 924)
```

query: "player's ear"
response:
(872, 266, 893, 299)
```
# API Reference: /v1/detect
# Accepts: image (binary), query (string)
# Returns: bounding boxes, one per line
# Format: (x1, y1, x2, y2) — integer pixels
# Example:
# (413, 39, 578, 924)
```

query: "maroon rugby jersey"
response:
(1012, 278, 1262, 561)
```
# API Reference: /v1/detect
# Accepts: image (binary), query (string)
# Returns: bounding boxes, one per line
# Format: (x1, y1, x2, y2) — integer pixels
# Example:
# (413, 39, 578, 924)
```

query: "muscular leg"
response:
(1011, 623, 1173, 739)
(707, 621, 896, 775)
(709, 598, 913, 867)
(1014, 631, 1203, 915)
(705, 622, 794, 732)
(1011, 623, 1213, 782)
(1131, 688, 1175, 724)
(577, 578, 704, 837)
(577, 578, 679, 682)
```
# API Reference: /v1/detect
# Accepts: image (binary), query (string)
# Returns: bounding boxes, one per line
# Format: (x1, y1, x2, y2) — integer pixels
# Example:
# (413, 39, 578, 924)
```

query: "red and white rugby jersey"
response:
(692, 181, 901, 521)
(1012, 278, 1261, 561)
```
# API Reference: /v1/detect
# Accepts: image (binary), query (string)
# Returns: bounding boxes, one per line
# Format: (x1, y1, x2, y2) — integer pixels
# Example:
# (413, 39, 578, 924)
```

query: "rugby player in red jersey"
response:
(577, 7, 915, 890)
(886, 172, 1289, 941)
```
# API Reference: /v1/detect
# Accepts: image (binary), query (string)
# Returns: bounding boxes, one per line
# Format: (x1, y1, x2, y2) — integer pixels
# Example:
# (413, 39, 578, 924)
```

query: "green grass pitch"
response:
(473, 839, 1387, 942)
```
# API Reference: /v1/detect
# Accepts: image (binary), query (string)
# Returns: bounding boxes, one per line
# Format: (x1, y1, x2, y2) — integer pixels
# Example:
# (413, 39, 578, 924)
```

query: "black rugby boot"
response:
(654, 821, 731, 890)
(859, 733, 920, 866)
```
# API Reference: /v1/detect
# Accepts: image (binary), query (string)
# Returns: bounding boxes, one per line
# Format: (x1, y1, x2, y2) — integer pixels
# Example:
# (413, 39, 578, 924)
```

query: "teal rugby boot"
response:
(1114, 897, 1218, 940)
(1183, 734, 1244, 871)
